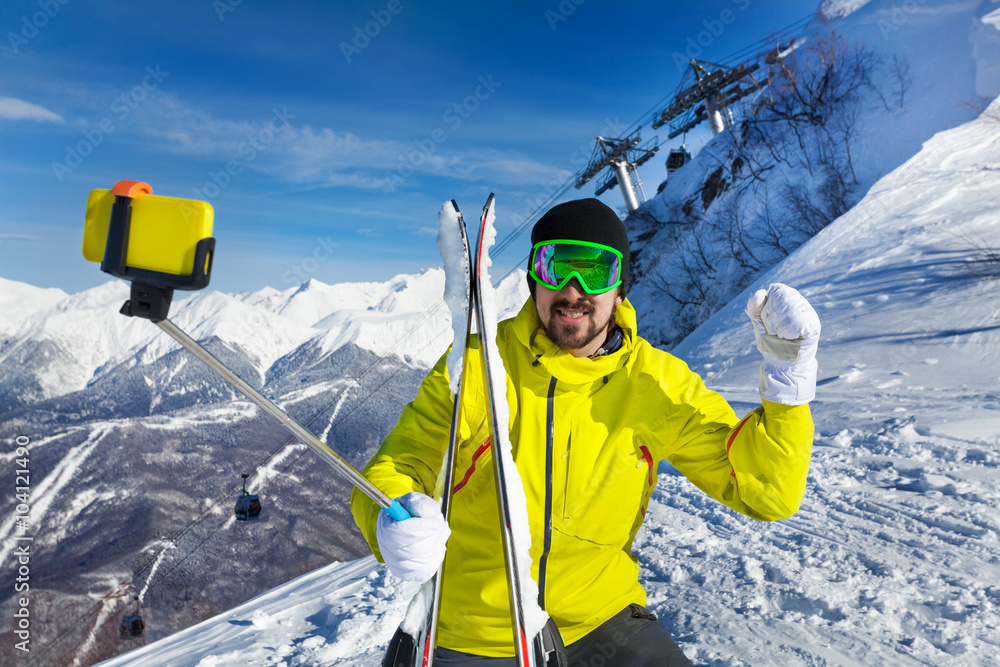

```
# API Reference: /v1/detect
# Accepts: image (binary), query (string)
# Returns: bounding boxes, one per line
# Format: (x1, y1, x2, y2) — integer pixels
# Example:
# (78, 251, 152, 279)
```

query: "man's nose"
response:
(560, 278, 586, 299)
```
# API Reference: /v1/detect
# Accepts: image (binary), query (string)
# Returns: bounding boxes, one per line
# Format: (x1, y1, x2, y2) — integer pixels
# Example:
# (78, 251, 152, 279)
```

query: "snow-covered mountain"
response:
(93, 77, 1000, 667)
(0, 268, 527, 415)
(0, 268, 528, 666)
(0, 277, 66, 334)
(628, 0, 1000, 349)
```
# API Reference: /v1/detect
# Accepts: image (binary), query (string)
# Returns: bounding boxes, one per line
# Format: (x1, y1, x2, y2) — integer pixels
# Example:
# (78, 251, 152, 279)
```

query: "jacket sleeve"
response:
(350, 350, 456, 561)
(662, 363, 814, 521)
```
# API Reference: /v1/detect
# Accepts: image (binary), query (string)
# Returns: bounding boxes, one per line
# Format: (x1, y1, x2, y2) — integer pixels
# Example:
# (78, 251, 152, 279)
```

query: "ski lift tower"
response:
(652, 59, 760, 139)
(575, 130, 659, 212)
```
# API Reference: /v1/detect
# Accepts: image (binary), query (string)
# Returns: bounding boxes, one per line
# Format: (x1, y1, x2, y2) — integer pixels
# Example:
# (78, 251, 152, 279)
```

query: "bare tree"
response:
(649, 229, 719, 307)
(711, 191, 763, 273)
(748, 190, 793, 258)
(955, 95, 1000, 127)
(892, 54, 913, 109)
(632, 30, 914, 348)
(950, 230, 1000, 279)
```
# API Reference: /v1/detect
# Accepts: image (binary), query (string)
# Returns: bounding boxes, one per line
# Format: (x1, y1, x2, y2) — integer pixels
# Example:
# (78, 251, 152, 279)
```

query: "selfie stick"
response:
(151, 319, 409, 520)
(96, 181, 410, 522)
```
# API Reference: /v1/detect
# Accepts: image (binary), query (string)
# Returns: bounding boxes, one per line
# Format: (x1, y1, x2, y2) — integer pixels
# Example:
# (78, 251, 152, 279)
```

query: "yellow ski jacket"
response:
(351, 297, 813, 656)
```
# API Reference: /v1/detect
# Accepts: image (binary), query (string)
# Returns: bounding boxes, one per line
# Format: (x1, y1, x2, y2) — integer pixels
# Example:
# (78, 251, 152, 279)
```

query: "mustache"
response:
(550, 298, 595, 315)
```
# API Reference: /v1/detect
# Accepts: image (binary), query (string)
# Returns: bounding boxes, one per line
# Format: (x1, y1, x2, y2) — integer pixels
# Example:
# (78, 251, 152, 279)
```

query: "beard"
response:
(540, 297, 616, 353)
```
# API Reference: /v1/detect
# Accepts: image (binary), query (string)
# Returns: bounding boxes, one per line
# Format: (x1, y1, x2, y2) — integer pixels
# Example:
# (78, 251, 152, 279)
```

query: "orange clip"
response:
(111, 180, 153, 198)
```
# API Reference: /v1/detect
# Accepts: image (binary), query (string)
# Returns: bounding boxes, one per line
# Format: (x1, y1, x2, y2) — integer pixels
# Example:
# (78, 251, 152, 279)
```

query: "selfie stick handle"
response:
(154, 318, 410, 521)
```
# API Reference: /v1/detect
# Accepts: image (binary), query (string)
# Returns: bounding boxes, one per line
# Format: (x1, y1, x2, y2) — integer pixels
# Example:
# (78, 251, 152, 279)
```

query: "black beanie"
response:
(529, 198, 630, 295)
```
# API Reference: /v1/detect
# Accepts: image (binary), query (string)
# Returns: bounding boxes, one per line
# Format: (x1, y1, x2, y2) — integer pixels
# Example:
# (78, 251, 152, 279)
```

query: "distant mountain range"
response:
(0, 269, 527, 661)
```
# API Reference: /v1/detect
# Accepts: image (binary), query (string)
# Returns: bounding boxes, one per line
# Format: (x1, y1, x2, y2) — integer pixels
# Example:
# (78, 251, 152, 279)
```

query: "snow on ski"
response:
(435, 200, 474, 414)
(394, 200, 474, 667)
(472, 194, 555, 666)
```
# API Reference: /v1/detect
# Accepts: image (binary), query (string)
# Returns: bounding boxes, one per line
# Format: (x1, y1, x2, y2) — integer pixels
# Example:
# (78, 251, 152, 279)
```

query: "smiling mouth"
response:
(553, 303, 593, 324)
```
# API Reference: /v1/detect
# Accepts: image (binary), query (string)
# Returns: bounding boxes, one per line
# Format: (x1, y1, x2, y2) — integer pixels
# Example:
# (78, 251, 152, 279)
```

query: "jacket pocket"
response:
(559, 431, 650, 546)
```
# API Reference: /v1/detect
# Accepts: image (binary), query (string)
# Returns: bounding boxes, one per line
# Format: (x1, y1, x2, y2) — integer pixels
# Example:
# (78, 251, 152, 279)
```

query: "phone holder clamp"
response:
(100, 181, 216, 322)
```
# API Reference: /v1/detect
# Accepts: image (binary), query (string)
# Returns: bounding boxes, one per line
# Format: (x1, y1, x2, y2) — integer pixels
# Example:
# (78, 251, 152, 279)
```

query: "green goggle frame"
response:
(528, 239, 623, 295)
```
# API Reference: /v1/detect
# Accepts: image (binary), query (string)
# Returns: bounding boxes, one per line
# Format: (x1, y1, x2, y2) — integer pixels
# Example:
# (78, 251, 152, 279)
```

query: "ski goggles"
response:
(528, 240, 623, 295)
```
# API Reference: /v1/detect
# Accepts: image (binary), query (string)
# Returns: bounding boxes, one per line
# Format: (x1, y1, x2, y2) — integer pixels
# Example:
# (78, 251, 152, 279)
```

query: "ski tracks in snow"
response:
(0, 423, 113, 566)
(73, 577, 135, 667)
(635, 406, 1000, 666)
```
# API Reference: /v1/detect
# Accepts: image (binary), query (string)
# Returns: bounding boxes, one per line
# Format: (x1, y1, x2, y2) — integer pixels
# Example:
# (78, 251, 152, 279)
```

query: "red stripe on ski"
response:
(518, 628, 530, 666)
(452, 439, 491, 494)
(421, 635, 432, 666)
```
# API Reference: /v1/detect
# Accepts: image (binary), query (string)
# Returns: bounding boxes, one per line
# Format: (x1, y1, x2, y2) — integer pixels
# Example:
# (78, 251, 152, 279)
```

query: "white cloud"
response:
(442, 153, 573, 185)
(125, 93, 569, 190)
(0, 233, 43, 241)
(269, 128, 569, 189)
(0, 97, 65, 124)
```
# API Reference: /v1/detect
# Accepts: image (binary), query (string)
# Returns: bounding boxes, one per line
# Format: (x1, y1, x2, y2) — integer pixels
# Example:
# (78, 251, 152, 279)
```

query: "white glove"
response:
(376, 491, 450, 582)
(745, 283, 821, 405)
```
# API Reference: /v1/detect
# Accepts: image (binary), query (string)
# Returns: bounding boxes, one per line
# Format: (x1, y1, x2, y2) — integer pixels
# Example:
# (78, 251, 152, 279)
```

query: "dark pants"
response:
(433, 604, 694, 667)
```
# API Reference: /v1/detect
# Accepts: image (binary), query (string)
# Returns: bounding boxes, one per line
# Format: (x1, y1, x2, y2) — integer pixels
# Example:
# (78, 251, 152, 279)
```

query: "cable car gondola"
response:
(119, 597, 145, 639)
(666, 146, 692, 174)
(234, 474, 261, 521)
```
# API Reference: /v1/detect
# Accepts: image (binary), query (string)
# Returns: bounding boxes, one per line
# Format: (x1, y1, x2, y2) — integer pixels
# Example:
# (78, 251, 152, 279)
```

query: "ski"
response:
(417, 200, 476, 665)
(385, 200, 475, 667)
(386, 195, 564, 667)
(472, 194, 565, 667)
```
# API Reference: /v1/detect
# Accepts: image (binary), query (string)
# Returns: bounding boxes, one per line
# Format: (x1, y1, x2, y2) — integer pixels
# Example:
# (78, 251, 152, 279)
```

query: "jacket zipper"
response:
(537, 375, 557, 610)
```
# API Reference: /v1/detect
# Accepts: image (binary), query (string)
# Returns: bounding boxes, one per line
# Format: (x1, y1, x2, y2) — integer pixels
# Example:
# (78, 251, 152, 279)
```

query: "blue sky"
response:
(0, 0, 816, 295)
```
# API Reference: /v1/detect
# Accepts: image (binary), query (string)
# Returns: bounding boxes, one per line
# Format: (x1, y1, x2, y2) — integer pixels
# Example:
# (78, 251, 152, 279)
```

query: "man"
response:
(351, 198, 820, 665)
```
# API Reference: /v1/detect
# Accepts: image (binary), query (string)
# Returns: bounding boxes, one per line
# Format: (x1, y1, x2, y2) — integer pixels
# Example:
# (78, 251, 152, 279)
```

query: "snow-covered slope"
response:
(96, 100, 1000, 666)
(628, 0, 1000, 349)
(813, 0, 1000, 184)
(661, 87, 1000, 667)
(94, 557, 415, 667)
(674, 96, 1000, 400)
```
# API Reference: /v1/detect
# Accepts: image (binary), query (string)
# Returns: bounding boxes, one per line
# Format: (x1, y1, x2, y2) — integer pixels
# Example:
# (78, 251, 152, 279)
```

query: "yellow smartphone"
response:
(83, 187, 213, 277)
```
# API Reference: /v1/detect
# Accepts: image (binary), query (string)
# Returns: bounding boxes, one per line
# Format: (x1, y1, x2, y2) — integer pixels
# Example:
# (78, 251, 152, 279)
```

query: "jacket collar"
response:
(510, 296, 637, 385)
